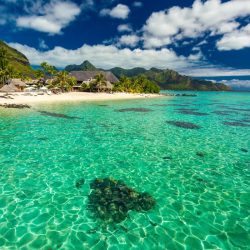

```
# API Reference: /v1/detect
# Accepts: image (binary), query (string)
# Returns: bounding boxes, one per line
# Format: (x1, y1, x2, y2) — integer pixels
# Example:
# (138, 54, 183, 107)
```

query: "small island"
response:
(0, 40, 230, 106)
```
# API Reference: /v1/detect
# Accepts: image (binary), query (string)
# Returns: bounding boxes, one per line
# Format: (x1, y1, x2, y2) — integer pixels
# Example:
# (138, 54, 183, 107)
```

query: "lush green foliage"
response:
(114, 75, 160, 93)
(80, 73, 108, 92)
(40, 62, 58, 77)
(49, 70, 77, 92)
(0, 40, 34, 77)
(0, 47, 25, 85)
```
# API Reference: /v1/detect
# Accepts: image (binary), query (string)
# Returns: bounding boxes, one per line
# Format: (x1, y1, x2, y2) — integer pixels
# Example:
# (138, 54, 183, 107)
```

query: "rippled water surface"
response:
(0, 91, 249, 249)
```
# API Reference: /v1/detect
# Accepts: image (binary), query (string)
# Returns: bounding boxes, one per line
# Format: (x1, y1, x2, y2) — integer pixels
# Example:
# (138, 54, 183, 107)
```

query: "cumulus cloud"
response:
(100, 4, 130, 19)
(119, 34, 140, 47)
(16, 0, 81, 34)
(117, 24, 132, 33)
(218, 79, 250, 90)
(143, 0, 250, 48)
(8, 42, 205, 71)
(216, 24, 250, 51)
(8, 41, 250, 77)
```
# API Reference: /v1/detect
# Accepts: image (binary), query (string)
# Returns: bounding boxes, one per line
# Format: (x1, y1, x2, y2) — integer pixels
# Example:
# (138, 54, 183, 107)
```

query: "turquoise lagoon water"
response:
(0, 91, 249, 249)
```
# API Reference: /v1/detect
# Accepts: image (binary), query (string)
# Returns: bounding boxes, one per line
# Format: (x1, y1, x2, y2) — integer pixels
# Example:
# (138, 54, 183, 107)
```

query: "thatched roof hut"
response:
(9, 79, 26, 87)
(0, 84, 19, 92)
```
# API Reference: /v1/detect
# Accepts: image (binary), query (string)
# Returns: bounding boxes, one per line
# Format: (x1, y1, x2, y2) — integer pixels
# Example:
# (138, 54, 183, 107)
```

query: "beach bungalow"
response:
(69, 71, 119, 91)
(8, 79, 26, 91)
(0, 79, 26, 92)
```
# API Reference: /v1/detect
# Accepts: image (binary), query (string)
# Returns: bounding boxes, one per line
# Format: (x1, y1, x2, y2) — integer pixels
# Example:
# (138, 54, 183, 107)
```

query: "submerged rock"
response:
(88, 178, 155, 223)
(212, 110, 238, 115)
(227, 107, 250, 112)
(196, 152, 205, 157)
(163, 156, 172, 160)
(0, 103, 30, 109)
(115, 108, 153, 113)
(38, 110, 81, 119)
(240, 148, 248, 153)
(166, 120, 201, 129)
(75, 178, 85, 189)
(177, 109, 208, 116)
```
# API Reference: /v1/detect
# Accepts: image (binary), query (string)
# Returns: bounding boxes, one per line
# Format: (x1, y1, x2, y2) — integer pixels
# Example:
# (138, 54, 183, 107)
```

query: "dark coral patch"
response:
(88, 178, 155, 223)
(38, 111, 81, 119)
(240, 148, 248, 153)
(196, 152, 205, 157)
(163, 156, 172, 160)
(227, 108, 250, 112)
(177, 109, 208, 116)
(223, 121, 250, 127)
(166, 120, 201, 129)
(212, 110, 238, 116)
(115, 108, 153, 113)
(150, 104, 169, 107)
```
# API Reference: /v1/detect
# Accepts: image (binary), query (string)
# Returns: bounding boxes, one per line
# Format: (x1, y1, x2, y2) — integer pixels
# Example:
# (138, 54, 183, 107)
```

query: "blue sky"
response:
(0, 0, 250, 78)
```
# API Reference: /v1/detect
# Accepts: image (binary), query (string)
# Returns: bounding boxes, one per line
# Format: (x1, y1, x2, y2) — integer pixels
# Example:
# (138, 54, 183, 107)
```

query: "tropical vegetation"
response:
(80, 73, 108, 92)
(0, 40, 34, 77)
(49, 70, 77, 92)
(114, 75, 160, 93)
(0, 48, 19, 85)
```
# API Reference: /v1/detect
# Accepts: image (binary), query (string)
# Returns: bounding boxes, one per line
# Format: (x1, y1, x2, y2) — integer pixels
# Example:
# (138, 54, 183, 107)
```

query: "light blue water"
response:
(0, 91, 249, 249)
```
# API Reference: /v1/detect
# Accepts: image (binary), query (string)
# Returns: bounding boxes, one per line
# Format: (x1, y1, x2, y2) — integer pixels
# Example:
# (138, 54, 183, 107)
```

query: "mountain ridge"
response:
(64, 61, 230, 91)
(65, 60, 97, 72)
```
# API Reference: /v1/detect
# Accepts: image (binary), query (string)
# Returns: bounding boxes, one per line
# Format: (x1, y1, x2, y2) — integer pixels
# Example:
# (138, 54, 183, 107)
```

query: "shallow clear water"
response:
(0, 91, 249, 249)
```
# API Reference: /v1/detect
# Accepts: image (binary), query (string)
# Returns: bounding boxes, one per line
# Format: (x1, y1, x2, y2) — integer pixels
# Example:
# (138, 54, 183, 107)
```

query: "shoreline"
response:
(0, 92, 164, 106)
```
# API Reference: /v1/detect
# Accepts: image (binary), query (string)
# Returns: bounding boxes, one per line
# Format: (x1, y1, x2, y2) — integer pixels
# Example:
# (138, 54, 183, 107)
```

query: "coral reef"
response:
(88, 178, 155, 223)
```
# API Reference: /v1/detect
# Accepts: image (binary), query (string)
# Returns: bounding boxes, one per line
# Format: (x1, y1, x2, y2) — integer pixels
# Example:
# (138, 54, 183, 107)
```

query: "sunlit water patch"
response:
(0, 91, 249, 249)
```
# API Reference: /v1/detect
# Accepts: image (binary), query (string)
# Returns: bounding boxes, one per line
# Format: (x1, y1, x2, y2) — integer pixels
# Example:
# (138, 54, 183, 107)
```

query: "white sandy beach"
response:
(0, 92, 164, 105)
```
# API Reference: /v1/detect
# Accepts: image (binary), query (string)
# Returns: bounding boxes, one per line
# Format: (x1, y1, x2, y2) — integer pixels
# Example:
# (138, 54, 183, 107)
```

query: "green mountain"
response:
(0, 40, 34, 75)
(109, 67, 230, 91)
(140, 68, 230, 91)
(65, 60, 97, 72)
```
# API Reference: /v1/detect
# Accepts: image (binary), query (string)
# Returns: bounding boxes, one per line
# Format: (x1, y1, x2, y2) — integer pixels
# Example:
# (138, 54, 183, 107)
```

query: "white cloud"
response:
(16, 0, 81, 34)
(8, 41, 250, 77)
(117, 24, 132, 33)
(217, 24, 250, 51)
(119, 34, 140, 47)
(143, 0, 250, 48)
(100, 4, 130, 19)
(218, 79, 250, 90)
(133, 2, 142, 7)
(8, 42, 205, 71)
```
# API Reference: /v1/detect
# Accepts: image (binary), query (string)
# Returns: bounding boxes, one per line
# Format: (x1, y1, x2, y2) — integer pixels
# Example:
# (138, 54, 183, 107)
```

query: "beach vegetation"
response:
(89, 73, 107, 92)
(114, 75, 160, 93)
(49, 70, 77, 92)
(40, 62, 58, 77)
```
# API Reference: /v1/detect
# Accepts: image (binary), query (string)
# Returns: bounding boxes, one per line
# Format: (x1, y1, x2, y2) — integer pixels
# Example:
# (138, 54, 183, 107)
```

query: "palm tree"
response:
(50, 71, 76, 92)
(91, 73, 107, 92)
(0, 48, 9, 85)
